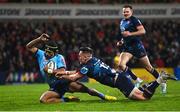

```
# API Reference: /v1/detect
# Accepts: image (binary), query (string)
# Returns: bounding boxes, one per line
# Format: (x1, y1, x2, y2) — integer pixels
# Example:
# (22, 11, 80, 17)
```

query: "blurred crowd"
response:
(0, 0, 180, 4)
(0, 19, 179, 74)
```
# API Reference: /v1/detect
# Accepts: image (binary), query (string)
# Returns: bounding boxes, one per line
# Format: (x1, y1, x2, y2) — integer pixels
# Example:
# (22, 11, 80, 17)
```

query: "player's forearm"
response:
(55, 70, 77, 76)
(26, 38, 42, 49)
(60, 74, 80, 81)
(60, 75, 77, 81)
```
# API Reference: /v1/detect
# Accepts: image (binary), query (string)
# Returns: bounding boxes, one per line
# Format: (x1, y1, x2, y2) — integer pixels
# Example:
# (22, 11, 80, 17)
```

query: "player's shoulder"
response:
(131, 16, 142, 25)
(91, 57, 101, 64)
(55, 54, 65, 59)
(131, 16, 139, 21)
(36, 49, 45, 55)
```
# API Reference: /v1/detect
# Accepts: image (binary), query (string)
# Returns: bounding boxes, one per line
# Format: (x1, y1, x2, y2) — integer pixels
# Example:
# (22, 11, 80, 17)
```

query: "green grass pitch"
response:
(0, 81, 180, 111)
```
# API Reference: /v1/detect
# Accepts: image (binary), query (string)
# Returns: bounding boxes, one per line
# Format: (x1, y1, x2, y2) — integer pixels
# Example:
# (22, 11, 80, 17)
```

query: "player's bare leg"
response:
(139, 56, 159, 78)
(139, 56, 167, 93)
(68, 81, 117, 101)
(39, 91, 63, 103)
(118, 52, 133, 71)
(119, 52, 143, 87)
(130, 88, 146, 100)
(40, 90, 79, 103)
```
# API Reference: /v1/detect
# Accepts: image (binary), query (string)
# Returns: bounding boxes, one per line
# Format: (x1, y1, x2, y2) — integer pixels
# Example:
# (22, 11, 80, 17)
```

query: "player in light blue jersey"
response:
(117, 5, 166, 93)
(56, 47, 176, 100)
(26, 34, 117, 103)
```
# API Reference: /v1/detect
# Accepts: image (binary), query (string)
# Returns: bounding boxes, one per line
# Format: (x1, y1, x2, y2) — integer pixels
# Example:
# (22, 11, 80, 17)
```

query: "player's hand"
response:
(38, 33, 50, 42)
(116, 39, 124, 47)
(122, 31, 131, 37)
(55, 74, 65, 79)
(56, 75, 64, 79)
(55, 71, 64, 77)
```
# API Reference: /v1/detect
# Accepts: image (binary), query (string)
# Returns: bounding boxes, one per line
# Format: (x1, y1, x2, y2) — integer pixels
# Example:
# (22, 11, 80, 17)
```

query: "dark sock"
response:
(150, 68, 159, 79)
(63, 97, 80, 102)
(124, 67, 137, 80)
(88, 89, 105, 99)
(139, 81, 159, 99)
(78, 84, 105, 99)
(73, 82, 106, 99)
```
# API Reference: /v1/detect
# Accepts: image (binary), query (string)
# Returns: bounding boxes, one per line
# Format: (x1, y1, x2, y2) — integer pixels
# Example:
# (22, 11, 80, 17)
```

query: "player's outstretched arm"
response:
(26, 33, 50, 53)
(58, 72, 83, 82)
(55, 70, 77, 76)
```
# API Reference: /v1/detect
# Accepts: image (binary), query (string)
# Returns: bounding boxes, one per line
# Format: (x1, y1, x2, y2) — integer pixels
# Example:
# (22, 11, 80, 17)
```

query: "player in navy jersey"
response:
(117, 5, 166, 93)
(26, 33, 117, 103)
(56, 47, 176, 100)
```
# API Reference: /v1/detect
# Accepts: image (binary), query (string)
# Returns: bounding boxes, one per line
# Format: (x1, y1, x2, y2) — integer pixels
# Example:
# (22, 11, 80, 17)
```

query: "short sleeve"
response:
(133, 17, 142, 27)
(35, 49, 44, 57)
(80, 66, 89, 75)
(56, 55, 66, 69)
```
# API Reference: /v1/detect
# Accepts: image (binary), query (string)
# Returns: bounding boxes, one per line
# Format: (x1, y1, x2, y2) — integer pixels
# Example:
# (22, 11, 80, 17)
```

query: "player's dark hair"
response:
(45, 41, 58, 53)
(79, 47, 93, 54)
(123, 5, 133, 10)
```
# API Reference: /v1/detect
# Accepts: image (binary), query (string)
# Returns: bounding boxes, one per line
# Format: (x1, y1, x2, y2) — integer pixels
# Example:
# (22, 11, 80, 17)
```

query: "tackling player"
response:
(117, 5, 166, 93)
(56, 47, 176, 100)
(26, 33, 117, 103)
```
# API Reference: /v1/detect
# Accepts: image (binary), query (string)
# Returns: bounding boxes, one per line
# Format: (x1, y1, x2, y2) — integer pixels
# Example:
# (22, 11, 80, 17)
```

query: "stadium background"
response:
(0, 0, 179, 84)
(0, 0, 180, 111)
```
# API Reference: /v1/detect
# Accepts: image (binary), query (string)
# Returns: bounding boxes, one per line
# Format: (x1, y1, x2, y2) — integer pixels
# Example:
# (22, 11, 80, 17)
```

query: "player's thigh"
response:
(68, 81, 87, 92)
(115, 74, 135, 97)
(40, 90, 60, 100)
(119, 52, 133, 65)
(139, 56, 153, 71)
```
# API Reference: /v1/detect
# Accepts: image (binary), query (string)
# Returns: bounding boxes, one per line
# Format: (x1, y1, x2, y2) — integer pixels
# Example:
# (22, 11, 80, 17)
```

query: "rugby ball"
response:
(47, 61, 55, 74)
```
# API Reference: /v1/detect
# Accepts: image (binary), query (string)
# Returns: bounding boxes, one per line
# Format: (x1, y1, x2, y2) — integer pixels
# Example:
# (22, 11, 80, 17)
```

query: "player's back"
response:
(81, 57, 117, 87)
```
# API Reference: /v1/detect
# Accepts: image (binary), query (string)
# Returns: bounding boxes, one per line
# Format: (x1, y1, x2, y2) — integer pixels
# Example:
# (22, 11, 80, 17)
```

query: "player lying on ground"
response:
(26, 33, 117, 103)
(55, 47, 177, 100)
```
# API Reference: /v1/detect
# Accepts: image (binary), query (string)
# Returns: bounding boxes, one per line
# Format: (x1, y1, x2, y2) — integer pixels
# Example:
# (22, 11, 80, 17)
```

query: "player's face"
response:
(78, 51, 90, 64)
(122, 8, 132, 19)
(45, 49, 55, 59)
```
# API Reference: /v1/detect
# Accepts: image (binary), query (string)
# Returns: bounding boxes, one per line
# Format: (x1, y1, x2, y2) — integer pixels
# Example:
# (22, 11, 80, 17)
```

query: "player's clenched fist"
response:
(38, 33, 50, 42)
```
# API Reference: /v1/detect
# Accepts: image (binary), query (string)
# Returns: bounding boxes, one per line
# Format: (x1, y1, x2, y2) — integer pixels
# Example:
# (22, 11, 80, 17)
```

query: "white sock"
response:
(161, 83, 167, 91)
(136, 78, 143, 83)
(156, 77, 163, 84)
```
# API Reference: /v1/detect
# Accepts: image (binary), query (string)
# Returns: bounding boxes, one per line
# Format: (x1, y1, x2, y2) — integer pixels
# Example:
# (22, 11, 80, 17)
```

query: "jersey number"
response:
(100, 62, 109, 69)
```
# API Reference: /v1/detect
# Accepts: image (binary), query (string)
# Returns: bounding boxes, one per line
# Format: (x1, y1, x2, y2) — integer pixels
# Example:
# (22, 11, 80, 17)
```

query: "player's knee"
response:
(130, 89, 147, 100)
(138, 84, 154, 99)
(39, 97, 47, 103)
(118, 64, 126, 71)
(145, 65, 153, 72)
(39, 94, 49, 103)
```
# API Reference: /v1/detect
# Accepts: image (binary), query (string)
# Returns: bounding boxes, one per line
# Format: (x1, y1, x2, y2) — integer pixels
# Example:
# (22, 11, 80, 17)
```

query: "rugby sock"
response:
(62, 96, 80, 102)
(150, 68, 159, 79)
(139, 81, 159, 99)
(76, 82, 106, 99)
(125, 67, 137, 80)
(161, 82, 167, 93)
(88, 89, 105, 99)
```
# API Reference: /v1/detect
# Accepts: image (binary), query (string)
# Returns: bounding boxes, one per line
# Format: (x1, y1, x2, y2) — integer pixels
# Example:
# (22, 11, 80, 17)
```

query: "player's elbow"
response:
(26, 44, 31, 50)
